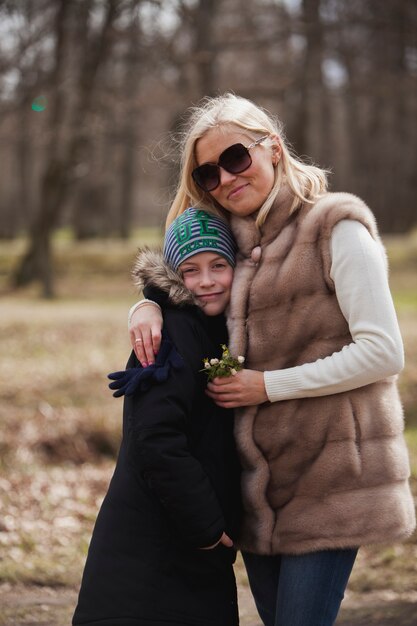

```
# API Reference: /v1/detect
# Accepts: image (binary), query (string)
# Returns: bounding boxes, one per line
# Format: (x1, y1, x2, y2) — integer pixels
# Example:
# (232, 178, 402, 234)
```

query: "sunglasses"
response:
(192, 134, 270, 193)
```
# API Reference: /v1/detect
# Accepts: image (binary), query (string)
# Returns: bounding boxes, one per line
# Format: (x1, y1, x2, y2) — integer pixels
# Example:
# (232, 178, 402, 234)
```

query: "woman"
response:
(128, 93, 416, 626)
(73, 208, 242, 626)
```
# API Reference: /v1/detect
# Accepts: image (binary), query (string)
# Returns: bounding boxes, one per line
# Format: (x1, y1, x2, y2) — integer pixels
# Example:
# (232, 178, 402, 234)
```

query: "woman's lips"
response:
(228, 183, 248, 199)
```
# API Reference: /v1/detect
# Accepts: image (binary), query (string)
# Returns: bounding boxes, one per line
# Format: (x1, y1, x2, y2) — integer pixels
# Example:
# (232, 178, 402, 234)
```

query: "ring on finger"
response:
(135, 338, 143, 344)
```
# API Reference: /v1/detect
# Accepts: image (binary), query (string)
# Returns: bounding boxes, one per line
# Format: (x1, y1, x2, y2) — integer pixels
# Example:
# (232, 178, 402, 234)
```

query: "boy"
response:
(73, 209, 241, 626)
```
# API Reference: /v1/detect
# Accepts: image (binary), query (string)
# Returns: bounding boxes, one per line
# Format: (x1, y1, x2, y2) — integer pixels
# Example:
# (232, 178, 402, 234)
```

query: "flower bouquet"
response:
(201, 344, 245, 382)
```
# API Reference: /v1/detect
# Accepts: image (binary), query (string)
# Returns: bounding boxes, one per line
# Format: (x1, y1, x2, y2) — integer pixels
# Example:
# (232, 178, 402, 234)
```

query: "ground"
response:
(1, 581, 417, 625)
(1, 232, 416, 625)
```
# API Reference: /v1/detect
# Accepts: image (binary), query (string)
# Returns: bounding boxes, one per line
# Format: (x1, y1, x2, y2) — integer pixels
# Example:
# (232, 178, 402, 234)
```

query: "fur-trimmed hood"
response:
(132, 248, 198, 307)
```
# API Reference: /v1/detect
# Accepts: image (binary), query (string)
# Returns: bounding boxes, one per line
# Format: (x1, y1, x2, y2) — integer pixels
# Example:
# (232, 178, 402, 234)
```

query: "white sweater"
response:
(264, 219, 404, 401)
(130, 219, 404, 402)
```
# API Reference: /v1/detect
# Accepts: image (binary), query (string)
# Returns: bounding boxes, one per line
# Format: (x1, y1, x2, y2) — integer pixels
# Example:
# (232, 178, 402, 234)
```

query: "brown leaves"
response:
(0, 298, 129, 585)
(0, 462, 114, 586)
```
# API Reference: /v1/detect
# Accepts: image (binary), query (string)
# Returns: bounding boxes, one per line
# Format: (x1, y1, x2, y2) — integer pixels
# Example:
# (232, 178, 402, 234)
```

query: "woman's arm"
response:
(129, 300, 163, 365)
(207, 220, 404, 408)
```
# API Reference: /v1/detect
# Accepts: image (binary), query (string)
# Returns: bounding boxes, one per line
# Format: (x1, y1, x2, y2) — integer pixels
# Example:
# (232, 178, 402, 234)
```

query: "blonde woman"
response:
(129, 93, 415, 626)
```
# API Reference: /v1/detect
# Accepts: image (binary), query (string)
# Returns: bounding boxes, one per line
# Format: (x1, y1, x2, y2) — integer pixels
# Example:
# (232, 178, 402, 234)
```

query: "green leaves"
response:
(200, 344, 245, 382)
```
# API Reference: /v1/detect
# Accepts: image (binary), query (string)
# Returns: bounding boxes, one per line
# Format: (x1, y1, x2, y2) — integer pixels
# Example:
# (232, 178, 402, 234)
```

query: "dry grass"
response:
(0, 231, 416, 624)
(0, 298, 129, 589)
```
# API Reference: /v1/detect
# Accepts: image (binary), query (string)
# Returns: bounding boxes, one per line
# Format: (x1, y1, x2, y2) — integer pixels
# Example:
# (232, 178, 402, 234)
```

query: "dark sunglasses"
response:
(192, 134, 270, 193)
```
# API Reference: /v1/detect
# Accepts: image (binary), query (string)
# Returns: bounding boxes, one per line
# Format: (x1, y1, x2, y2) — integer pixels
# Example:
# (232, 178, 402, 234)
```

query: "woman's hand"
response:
(200, 532, 234, 550)
(129, 304, 163, 366)
(206, 369, 268, 408)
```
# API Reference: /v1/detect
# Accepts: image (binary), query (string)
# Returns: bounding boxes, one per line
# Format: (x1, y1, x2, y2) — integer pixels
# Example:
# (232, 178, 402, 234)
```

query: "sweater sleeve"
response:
(125, 312, 225, 549)
(127, 288, 170, 330)
(264, 219, 404, 402)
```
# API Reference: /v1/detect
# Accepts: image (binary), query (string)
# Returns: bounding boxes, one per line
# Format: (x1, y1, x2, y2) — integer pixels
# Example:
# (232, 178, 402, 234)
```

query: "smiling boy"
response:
(73, 208, 242, 626)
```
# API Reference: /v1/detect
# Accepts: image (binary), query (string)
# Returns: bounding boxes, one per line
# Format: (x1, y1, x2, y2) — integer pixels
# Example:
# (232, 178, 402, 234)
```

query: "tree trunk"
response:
(12, 0, 71, 296)
(12, 0, 119, 296)
(294, 0, 326, 162)
(118, 0, 142, 239)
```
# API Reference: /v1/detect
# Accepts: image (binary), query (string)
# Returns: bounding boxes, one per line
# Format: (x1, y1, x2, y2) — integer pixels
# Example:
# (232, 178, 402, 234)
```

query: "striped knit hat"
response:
(163, 208, 237, 271)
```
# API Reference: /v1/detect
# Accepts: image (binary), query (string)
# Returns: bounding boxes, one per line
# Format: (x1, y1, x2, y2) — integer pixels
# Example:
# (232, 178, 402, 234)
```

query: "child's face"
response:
(179, 251, 234, 316)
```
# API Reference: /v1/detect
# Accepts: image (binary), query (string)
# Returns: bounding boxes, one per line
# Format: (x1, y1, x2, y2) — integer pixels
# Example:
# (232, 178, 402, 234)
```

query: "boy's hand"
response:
(200, 532, 233, 550)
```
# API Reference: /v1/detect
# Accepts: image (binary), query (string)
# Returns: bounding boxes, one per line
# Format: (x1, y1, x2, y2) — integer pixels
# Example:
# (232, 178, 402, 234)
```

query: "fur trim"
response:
(131, 248, 198, 307)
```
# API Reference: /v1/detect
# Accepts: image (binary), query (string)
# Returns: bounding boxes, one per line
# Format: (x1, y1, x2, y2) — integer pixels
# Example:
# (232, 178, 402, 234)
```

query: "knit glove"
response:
(108, 336, 184, 398)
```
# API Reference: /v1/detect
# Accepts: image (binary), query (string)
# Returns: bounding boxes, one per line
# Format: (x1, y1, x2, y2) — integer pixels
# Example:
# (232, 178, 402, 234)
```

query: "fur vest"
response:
(228, 185, 416, 555)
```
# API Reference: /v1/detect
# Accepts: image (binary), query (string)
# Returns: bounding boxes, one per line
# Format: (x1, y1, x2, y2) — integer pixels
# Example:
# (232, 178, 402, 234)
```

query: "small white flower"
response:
(237, 356, 245, 363)
(230, 368, 237, 376)
(204, 362, 211, 369)
(210, 358, 219, 365)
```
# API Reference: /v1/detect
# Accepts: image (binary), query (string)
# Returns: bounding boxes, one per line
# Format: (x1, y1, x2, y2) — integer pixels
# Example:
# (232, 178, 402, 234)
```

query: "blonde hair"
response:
(166, 93, 329, 229)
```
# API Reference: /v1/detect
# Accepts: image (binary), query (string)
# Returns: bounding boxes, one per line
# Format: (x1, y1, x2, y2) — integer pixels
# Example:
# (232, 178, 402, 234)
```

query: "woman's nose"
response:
(219, 166, 237, 186)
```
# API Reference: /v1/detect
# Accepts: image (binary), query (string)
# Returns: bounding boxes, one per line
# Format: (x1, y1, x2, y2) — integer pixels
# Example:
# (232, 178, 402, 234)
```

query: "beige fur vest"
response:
(227, 185, 415, 555)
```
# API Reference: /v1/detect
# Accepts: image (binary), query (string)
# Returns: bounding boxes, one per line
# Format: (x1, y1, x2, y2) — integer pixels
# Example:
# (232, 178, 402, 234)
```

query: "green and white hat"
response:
(163, 208, 237, 271)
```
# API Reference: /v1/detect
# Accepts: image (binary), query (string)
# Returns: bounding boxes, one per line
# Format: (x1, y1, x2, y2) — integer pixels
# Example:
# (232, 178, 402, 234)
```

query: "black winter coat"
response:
(73, 253, 242, 626)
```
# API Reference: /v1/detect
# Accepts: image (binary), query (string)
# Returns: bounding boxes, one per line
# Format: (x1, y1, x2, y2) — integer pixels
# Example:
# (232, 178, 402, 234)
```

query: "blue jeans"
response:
(242, 548, 358, 626)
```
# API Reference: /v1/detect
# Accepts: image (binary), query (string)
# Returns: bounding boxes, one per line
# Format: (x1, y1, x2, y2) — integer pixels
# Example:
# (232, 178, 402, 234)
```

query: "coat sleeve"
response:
(125, 312, 225, 549)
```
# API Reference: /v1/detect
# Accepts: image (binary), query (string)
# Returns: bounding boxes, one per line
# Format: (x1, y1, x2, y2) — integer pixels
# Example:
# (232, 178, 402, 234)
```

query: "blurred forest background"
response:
(1, 0, 417, 624)
(0, 0, 416, 295)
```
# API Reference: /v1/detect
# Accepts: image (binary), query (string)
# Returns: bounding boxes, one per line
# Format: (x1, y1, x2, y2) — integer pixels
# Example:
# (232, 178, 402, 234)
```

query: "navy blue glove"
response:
(108, 336, 184, 398)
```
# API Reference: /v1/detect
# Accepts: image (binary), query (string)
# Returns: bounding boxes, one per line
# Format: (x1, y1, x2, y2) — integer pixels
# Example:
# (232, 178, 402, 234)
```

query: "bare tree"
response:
(13, 0, 122, 296)
(291, 0, 328, 163)
(327, 0, 417, 230)
(192, 0, 219, 97)
(117, 0, 143, 239)
(1, 0, 416, 275)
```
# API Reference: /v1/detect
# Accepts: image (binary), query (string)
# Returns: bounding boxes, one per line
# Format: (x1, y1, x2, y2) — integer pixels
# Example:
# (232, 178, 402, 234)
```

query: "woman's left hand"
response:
(206, 369, 268, 408)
